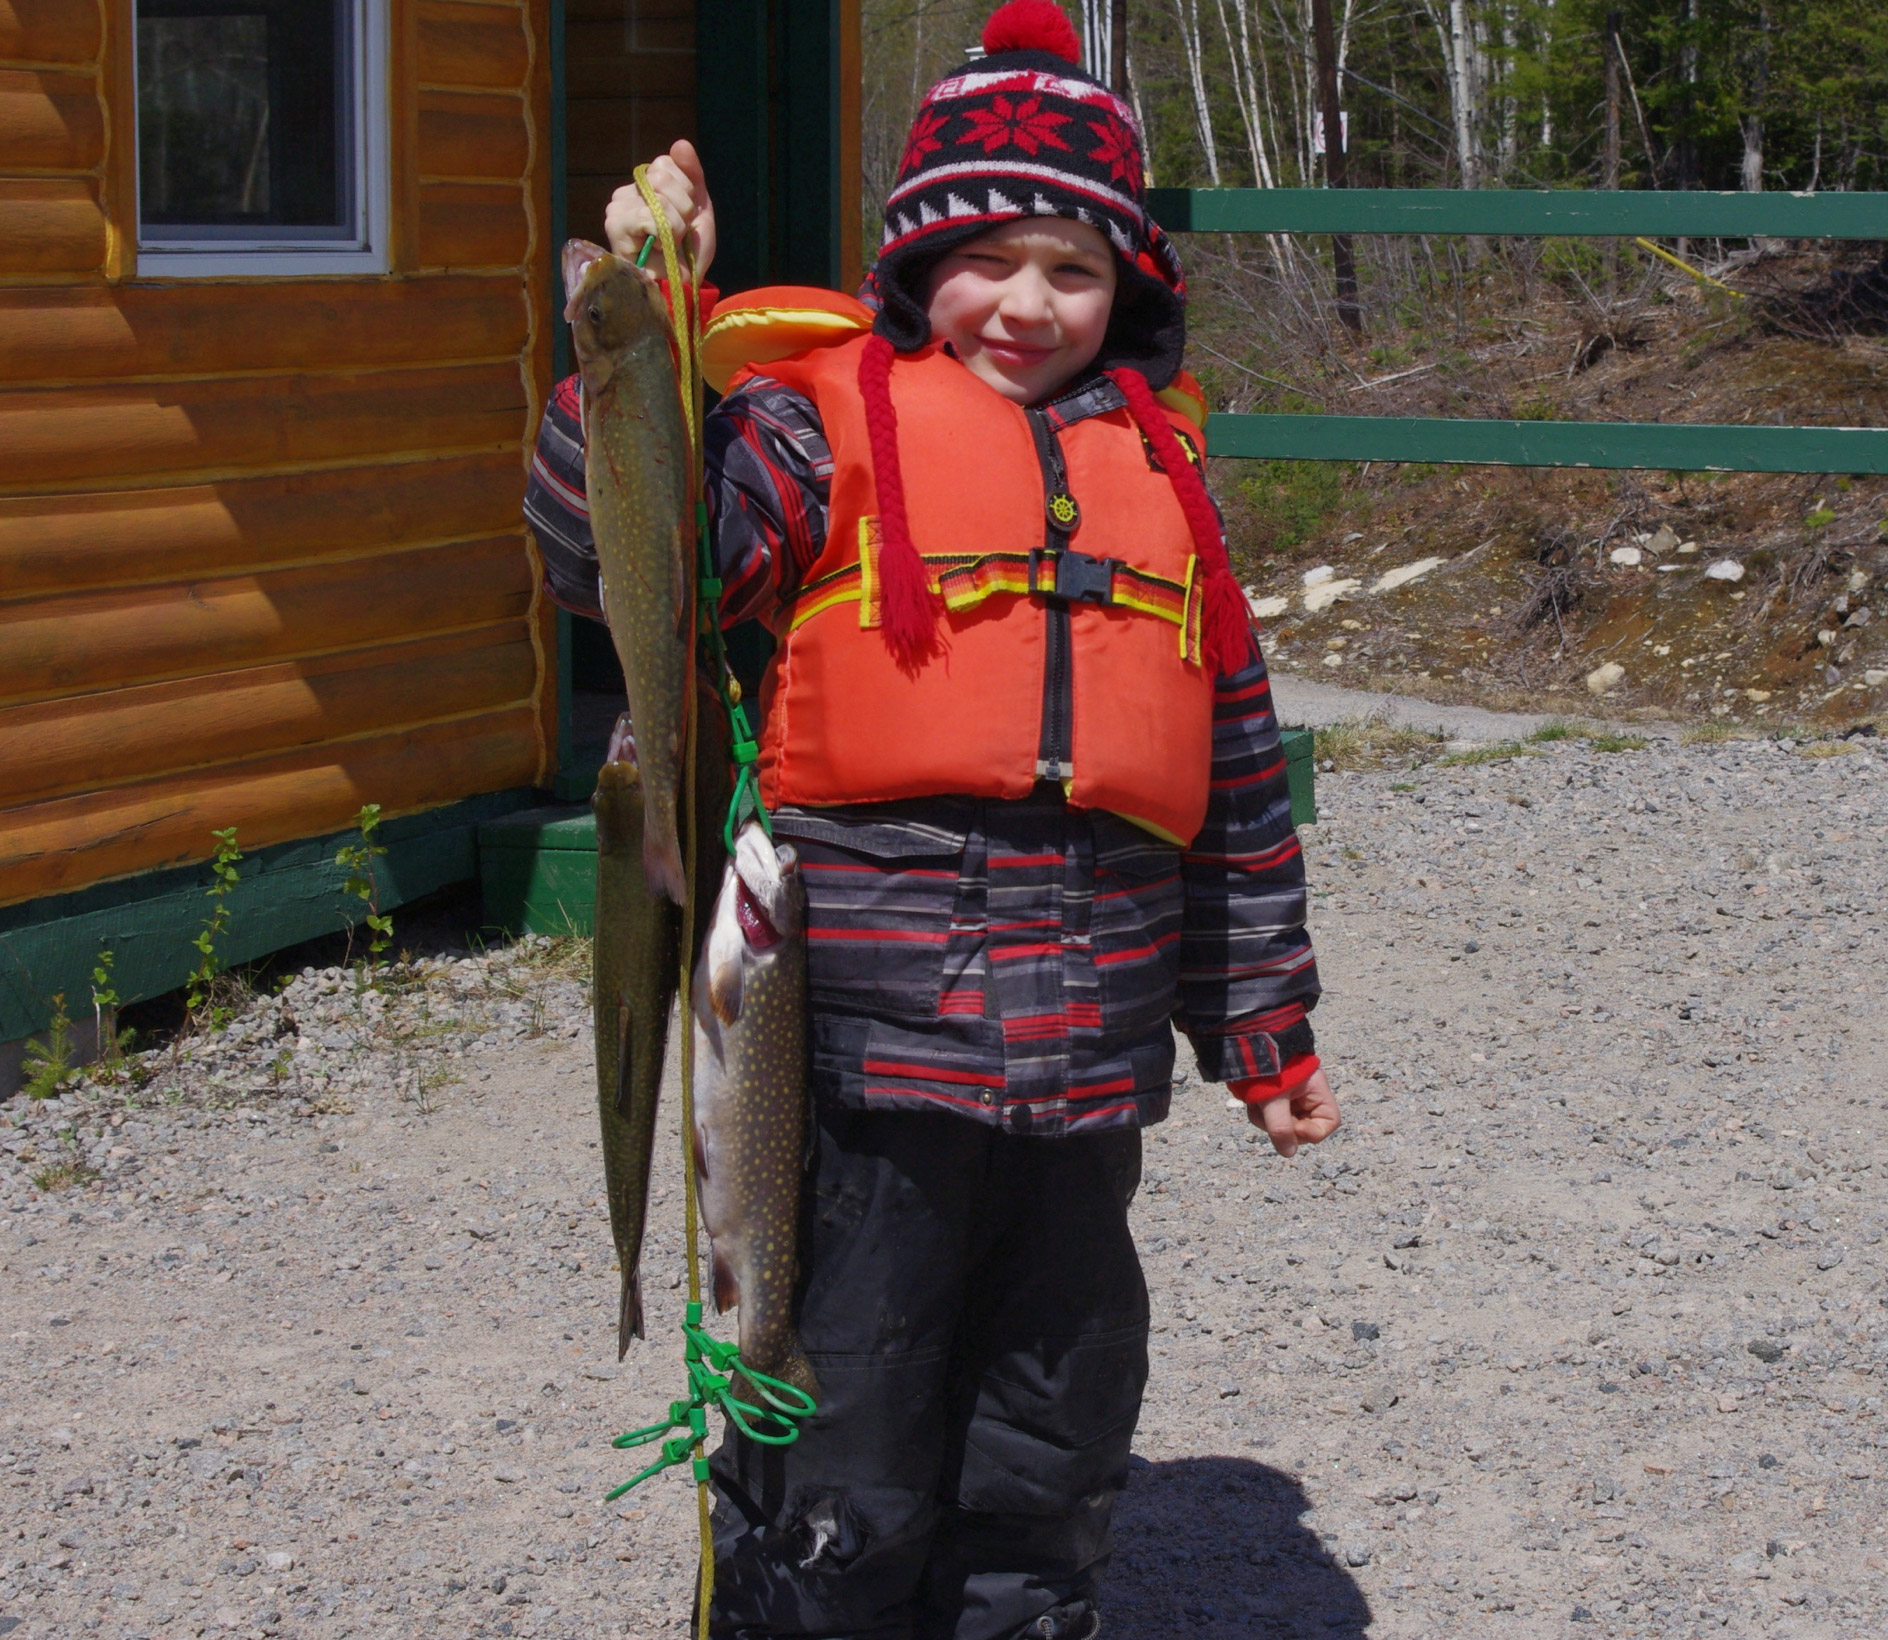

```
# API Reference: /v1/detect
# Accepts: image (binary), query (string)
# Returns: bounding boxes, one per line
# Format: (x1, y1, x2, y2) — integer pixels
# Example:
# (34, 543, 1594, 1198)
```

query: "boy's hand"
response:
(1247, 1068, 1340, 1158)
(604, 139, 716, 275)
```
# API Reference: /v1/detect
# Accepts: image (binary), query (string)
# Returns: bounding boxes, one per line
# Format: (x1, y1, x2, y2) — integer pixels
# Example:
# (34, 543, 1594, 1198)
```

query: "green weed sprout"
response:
(337, 804, 393, 972)
(90, 948, 130, 1072)
(187, 827, 243, 1029)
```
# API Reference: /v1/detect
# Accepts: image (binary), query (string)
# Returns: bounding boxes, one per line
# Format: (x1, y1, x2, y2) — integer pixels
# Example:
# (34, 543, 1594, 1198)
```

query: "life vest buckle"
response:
(1031, 547, 1119, 606)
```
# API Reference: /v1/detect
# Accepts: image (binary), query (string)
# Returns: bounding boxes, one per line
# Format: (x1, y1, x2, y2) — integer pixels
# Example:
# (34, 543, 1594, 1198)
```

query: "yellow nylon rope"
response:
(630, 163, 715, 1640)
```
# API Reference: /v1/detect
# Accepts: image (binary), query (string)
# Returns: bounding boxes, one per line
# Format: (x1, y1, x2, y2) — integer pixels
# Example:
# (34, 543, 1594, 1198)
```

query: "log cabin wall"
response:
(0, 0, 556, 912)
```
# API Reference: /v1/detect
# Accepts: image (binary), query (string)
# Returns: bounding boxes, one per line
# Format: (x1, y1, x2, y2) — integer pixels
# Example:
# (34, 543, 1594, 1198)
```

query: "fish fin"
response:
(642, 821, 688, 907)
(617, 1267, 644, 1359)
(701, 867, 746, 1026)
(690, 1115, 710, 1187)
(775, 1342, 821, 1403)
(613, 1001, 634, 1117)
(710, 1246, 740, 1315)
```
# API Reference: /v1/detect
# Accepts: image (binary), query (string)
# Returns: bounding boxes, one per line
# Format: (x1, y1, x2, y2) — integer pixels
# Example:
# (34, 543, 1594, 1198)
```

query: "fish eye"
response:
(587, 304, 602, 326)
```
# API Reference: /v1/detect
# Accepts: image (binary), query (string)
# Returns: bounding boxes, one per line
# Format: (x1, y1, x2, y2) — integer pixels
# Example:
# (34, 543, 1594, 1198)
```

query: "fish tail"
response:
(617, 1266, 644, 1359)
(642, 817, 687, 906)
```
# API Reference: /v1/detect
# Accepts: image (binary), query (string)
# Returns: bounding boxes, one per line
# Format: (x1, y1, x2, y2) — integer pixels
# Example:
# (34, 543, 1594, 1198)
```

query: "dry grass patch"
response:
(1312, 717, 1447, 772)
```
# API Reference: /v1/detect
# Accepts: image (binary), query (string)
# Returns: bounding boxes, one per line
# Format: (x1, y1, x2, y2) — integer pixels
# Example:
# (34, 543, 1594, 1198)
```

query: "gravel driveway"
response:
(2, 730, 1884, 1640)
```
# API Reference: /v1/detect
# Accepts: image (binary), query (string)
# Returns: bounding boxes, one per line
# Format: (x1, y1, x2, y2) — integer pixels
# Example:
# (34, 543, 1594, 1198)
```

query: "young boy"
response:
(541, 6, 1338, 1634)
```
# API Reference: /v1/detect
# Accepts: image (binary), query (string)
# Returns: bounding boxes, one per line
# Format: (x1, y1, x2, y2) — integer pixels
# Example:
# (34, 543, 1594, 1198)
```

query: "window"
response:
(135, 0, 388, 275)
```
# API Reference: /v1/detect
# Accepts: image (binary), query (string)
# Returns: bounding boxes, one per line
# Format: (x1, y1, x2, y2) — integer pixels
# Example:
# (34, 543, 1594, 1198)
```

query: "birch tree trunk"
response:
(1176, 0, 1224, 185)
(1216, 0, 1278, 186)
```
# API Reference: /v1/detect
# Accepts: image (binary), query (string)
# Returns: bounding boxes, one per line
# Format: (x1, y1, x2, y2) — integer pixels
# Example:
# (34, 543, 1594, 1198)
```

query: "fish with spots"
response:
(689, 822, 818, 1398)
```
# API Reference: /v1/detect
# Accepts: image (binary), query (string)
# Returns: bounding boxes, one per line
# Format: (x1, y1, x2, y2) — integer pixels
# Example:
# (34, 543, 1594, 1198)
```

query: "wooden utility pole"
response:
(1310, 0, 1362, 335)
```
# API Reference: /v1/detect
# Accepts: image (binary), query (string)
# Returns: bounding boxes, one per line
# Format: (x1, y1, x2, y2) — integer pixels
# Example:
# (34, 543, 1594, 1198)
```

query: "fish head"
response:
(731, 826, 805, 946)
(562, 239, 672, 381)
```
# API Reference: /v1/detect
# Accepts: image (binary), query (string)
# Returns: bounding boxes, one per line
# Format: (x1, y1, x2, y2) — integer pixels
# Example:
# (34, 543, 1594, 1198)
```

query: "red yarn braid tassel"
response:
(1107, 367, 1252, 678)
(858, 334, 940, 669)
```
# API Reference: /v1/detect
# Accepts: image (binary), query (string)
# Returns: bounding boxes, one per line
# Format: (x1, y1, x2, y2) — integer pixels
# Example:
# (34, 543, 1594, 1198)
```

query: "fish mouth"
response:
(605, 711, 638, 768)
(735, 875, 783, 950)
(562, 238, 610, 319)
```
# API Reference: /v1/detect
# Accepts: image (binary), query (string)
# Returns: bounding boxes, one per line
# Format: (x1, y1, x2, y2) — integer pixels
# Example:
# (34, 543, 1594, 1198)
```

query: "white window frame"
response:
(133, 0, 390, 278)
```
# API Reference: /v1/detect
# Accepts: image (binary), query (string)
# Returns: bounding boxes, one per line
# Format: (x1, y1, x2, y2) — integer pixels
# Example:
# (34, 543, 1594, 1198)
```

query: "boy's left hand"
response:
(1248, 1069, 1340, 1158)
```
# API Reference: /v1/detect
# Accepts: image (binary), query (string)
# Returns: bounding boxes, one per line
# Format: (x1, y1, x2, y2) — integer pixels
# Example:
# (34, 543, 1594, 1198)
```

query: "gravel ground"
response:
(2, 729, 1885, 1640)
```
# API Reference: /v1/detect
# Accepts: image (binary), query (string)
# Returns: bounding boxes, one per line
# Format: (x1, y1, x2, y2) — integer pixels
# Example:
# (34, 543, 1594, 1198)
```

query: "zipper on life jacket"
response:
(1027, 408, 1075, 782)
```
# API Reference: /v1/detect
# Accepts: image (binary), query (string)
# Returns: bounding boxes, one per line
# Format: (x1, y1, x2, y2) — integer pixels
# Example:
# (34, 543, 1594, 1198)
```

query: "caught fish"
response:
(564, 237, 694, 905)
(593, 692, 732, 1359)
(690, 824, 817, 1397)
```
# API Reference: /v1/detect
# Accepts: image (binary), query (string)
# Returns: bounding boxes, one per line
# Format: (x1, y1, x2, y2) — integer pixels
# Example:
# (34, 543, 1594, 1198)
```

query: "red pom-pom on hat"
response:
(981, 0, 1081, 63)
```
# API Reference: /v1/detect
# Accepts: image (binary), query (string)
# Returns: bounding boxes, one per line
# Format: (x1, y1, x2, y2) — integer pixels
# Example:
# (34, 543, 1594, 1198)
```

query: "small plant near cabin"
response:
(89, 948, 134, 1072)
(337, 804, 393, 973)
(21, 993, 75, 1099)
(186, 827, 243, 1029)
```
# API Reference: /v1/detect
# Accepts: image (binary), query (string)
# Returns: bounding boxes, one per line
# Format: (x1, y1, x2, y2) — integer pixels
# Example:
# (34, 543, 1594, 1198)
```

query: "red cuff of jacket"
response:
(1228, 1054, 1321, 1106)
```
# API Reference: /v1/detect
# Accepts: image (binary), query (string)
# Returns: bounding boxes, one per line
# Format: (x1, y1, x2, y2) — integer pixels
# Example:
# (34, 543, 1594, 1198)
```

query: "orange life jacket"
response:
(709, 289, 1222, 847)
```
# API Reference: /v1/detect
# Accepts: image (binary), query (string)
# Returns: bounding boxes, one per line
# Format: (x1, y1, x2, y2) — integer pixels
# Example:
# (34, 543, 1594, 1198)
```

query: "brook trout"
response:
(690, 824, 818, 1397)
(593, 692, 732, 1359)
(564, 238, 694, 905)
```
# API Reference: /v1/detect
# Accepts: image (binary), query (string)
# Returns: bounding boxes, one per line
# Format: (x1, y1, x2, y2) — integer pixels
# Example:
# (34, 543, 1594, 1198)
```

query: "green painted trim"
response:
(0, 790, 539, 1043)
(1206, 412, 1888, 473)
(1149, 187, 1888, 239)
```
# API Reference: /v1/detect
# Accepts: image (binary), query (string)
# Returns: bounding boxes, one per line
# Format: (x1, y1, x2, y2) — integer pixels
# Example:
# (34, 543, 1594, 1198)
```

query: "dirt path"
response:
(3, 730, 1884, 1640)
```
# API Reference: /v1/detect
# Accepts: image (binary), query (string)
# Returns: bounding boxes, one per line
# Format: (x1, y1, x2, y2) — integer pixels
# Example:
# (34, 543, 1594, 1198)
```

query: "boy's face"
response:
(923, 218, 1118, 405)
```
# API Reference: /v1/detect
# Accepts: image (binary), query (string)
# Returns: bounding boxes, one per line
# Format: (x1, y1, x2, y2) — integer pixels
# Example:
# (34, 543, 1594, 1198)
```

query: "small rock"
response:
(1704, 559, 1746, 583)
(492, 1465, 523, 1484)
(1745, 688, 1772, 702)
(1248, 593, 1290, 619)
(1816, 1249, 1844, 1271)
(1218, 1382, 1241, 1399)
(1322, 651, 1345, 668)
(1644, 524, 1680, 555)
(1344, 1541, 1372, 1568)
(1370, 556, 1443, 594)
(1866, 669, 1888, 687)
(1585, 662, 1626, 696)
(1716, 1392, 1741, 1414)
(1352, 1321, 1380, 1342)
(1609, 546, 1643, 567)
(1303, 578, 1362, 613)
(1729, 1550, 1770, 1578)
(1303, 565, 1336, 587)
(1675, 539, 1699, 554)
(1747, 1338, 1784, 1363)
(265, 1552, 295, 1573)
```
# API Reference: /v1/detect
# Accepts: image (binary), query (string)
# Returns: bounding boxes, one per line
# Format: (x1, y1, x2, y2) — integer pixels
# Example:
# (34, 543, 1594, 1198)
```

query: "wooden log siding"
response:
(0, 0, 555, 911)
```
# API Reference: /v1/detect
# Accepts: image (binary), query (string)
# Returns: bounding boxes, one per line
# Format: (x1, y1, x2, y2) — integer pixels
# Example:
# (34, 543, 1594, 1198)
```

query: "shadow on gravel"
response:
(1106, 1455, 1371, 1638)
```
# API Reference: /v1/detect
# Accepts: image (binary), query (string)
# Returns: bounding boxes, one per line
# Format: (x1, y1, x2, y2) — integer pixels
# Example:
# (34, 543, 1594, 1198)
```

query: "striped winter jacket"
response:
(524, 368, 1321, 1136)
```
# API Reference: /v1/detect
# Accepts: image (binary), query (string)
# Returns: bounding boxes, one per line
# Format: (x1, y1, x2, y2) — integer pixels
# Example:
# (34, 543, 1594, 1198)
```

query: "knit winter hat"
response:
(868, 0, 1186, 388)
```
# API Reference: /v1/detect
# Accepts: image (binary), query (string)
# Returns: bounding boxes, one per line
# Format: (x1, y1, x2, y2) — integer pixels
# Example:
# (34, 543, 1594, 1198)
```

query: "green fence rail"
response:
(1147, 187, 1888, 240)
(1148, 188, 1888, 473)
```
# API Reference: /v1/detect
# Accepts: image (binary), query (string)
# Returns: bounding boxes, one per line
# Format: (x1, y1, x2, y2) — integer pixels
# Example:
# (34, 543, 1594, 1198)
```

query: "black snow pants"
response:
(707, 1105, 1150, 1640)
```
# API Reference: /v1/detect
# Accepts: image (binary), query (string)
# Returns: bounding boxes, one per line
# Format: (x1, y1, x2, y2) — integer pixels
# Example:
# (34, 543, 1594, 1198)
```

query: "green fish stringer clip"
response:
(606, 1304, 817, 1498)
